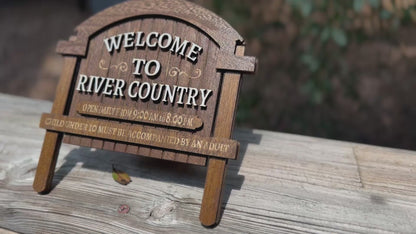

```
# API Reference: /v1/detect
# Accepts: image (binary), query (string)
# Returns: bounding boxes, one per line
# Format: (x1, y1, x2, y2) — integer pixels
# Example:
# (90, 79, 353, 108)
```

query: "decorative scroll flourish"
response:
(99, 59, 128, 72)
(167, 67, 202, 79)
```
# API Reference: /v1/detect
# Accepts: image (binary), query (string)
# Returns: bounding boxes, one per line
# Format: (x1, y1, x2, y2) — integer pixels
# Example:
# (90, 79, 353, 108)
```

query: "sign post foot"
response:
(200, 158, 227, 226)
(33, 131, 62, 193)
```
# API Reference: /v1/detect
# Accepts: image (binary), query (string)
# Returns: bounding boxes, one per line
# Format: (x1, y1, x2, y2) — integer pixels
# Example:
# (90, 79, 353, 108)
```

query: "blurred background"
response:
(1, 0, 416, 150)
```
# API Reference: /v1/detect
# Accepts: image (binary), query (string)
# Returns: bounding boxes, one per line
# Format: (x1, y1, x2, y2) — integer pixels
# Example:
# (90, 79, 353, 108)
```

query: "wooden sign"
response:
(33, 0, 256, 226)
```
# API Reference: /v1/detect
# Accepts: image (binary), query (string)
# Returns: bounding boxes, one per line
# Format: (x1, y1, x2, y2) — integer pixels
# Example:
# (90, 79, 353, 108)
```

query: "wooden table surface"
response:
(1, 93, 416, 233)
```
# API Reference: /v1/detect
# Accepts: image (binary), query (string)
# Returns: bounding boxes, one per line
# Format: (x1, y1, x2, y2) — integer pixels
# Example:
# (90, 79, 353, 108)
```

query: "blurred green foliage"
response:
(198, 0, 416, 148)
(287, 0, 415, 105)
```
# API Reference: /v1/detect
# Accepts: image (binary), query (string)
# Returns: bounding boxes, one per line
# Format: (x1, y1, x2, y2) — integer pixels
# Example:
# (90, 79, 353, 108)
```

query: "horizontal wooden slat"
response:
(216, 52, 257, 73)
(1, 94, 416, 233)
(40, 113, 238, 160)
(56, 40, 86, 56)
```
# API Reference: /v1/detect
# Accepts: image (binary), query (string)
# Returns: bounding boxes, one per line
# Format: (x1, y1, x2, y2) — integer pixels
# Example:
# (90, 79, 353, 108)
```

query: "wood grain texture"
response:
(216, 52, 256, 73)
(200, 45, 246, 226)
(33, 57, 77, 193)
(40, 113, 238, 159)
(61, 14, 224, 166)
(199, 158, 227, 226)
(2, 94, 416, 233)
(53, 0, 254, 170)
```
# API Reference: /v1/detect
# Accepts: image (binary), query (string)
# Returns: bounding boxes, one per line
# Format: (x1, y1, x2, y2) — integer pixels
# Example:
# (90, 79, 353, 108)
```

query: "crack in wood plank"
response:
(352, 146, 364, 188)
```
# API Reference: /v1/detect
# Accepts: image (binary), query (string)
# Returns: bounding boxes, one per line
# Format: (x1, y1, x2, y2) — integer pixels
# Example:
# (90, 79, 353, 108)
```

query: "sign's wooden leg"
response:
(33, 56, 77, 193)
(33, 131, 63, 193)
(200, 158, 227, 226)
(199, 45, 247, 226)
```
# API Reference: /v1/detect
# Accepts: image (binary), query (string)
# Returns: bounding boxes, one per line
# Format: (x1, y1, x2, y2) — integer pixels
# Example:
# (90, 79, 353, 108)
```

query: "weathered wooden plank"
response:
(1, 93, 416, 233)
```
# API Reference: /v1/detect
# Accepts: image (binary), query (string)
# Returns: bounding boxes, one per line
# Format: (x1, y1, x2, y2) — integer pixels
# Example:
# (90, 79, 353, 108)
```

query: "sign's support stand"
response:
(200, 158, 228, 226)
(33, 57, 77, 193)
(200, 45, 246, 226)
(32, 0, 256, 227)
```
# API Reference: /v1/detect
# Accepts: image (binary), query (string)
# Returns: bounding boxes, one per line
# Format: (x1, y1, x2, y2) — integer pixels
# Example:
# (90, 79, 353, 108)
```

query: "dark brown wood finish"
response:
(40, 114, 239, 159)
(200, 45, 247, 226)
(35, 0, 256, 226)
(76, 102, 203, 130)
(159, 19, 180, 163)
(64, 22, 111, 148)
(112, 21, 135, 154)
(33, 57, 78, 193)
(63, 16, 226, 165)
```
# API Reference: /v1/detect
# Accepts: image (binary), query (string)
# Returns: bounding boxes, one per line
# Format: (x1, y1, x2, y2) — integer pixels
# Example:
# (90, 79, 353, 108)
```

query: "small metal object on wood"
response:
(32, 0, 256, 226)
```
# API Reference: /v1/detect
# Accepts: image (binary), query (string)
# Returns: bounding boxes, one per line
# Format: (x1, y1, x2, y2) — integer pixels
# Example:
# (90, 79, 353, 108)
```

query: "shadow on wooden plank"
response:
(50, 129, 261, 217)
(218, 129, 262, 226)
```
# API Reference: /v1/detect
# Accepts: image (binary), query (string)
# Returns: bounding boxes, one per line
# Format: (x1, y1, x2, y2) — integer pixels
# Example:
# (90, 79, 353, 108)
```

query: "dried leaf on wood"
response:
(112, 165, 132, 185)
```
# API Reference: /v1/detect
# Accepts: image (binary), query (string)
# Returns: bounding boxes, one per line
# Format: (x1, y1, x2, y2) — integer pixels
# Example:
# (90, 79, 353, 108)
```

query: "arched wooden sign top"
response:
(34, 0, 256, 227)
(57, 0, 243, 55)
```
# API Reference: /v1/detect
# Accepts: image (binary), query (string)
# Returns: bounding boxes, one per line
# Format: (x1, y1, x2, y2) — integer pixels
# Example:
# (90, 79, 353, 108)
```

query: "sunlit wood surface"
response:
(1, 94, 415, 233)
